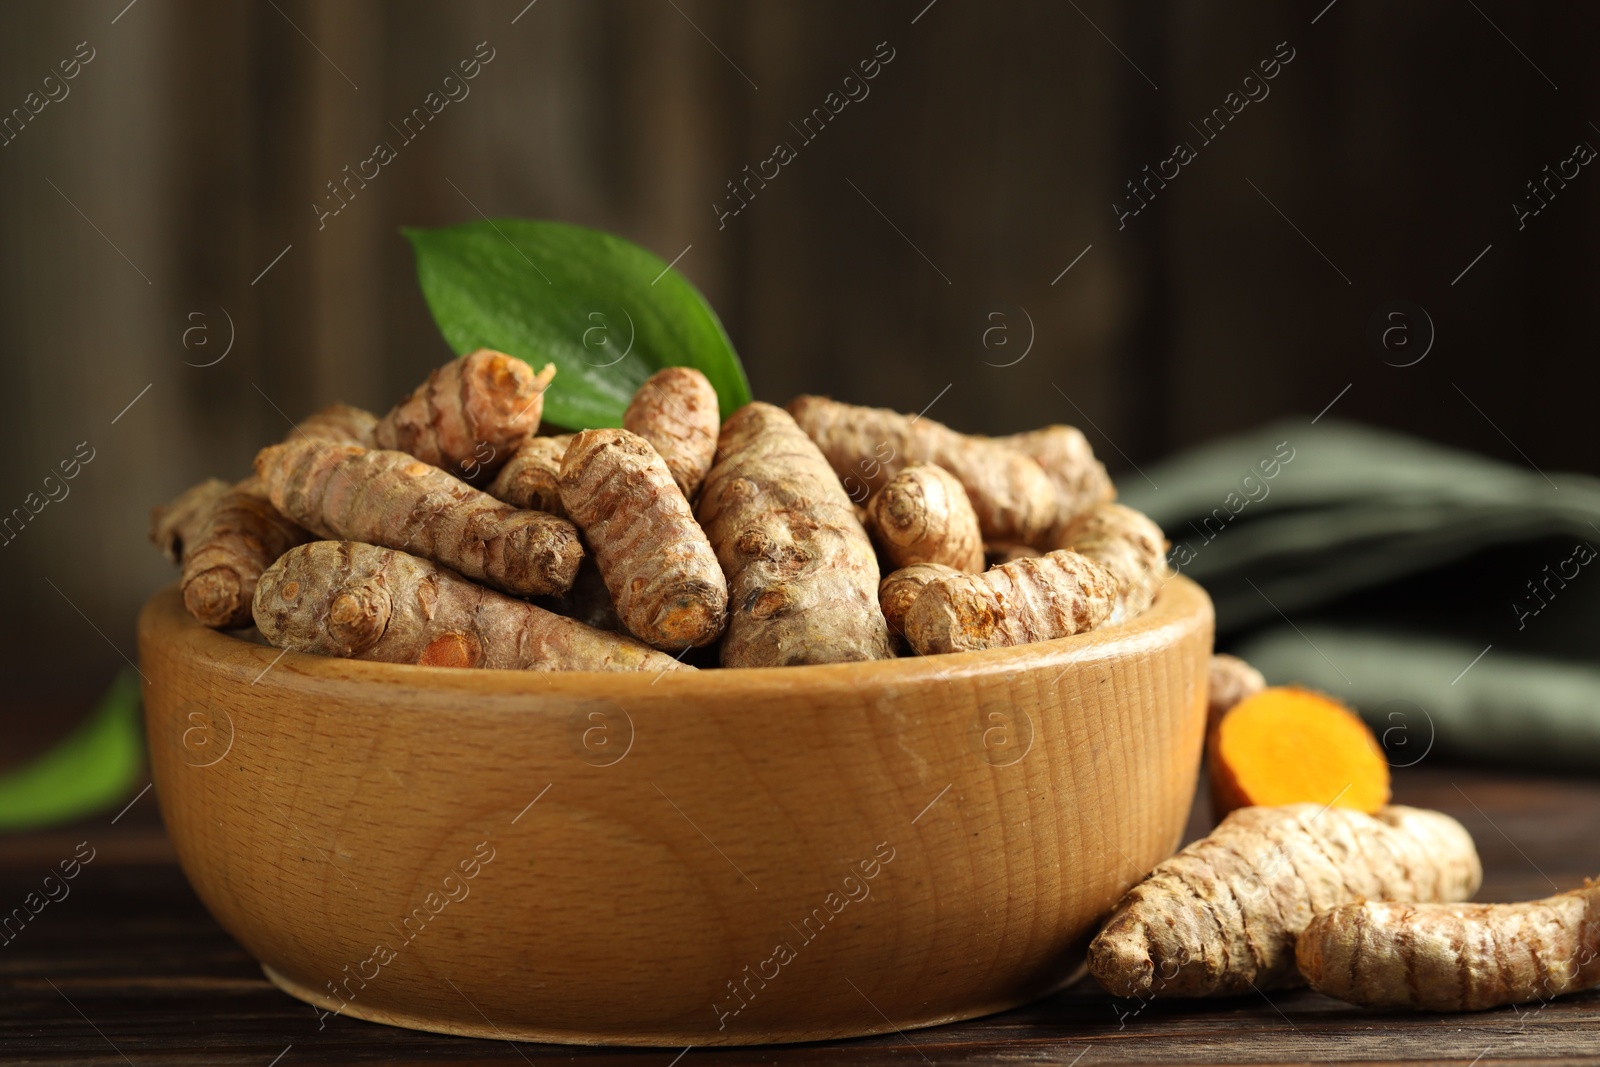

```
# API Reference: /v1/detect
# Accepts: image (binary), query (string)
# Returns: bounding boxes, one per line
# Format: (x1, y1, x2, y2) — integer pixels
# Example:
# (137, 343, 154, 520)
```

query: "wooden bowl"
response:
(138, 576, 1212, 1046)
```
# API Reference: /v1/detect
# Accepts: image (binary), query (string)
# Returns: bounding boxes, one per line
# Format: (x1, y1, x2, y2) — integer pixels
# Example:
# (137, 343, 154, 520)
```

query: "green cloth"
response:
(1121, 420, 1600, 771)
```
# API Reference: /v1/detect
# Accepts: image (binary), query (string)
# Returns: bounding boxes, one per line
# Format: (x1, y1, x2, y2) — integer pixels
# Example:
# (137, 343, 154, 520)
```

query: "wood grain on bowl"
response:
(137, 576, 1213, 1046)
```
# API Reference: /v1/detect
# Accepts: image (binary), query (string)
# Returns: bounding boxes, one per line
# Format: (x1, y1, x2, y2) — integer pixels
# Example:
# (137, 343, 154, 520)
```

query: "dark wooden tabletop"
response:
(4, 763, 1598, 1067)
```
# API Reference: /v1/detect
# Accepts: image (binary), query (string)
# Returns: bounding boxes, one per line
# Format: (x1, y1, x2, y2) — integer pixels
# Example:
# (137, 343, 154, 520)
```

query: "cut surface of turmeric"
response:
(1209, 686, 1391, 818)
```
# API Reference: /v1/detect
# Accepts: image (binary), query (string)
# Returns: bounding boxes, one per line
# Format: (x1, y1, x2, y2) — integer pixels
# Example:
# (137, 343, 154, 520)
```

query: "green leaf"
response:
(404, 219, 751, 430)
(0, 669, 144, 832)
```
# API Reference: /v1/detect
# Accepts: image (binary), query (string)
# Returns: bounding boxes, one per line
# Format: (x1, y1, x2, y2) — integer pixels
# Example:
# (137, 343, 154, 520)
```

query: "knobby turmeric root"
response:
(697, 401, 893, 667)
(174, 404, 376, 628)
(1297, 881, 1600, 1011)
(787, 395, 1058, 546)
(560, 428, 728, 650)
(1088, 804, 1483, 998)
(623, 366, 720, 500)
(1055, 502, 1168, 623)
(902, 549, 1117, 655)
(150, 478, 230, 565)
(294, 402, 378, 449)
(994, 425, 1115, 545)
(180, 478, 309, 628)
(487, 434, 573, 516)
(254, 542, 688, 673)
(255, 439, 583, 598)
(1206, 652, 1267, 733)
(375, 350, 553, 484)
(1210, 687, 1391, 818)
(878, 562, 958, 639)
(866, 463, 984, 573)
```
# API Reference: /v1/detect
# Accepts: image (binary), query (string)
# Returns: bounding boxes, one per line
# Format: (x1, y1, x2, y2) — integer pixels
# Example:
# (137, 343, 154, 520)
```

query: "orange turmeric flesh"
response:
(1209, 687, 1390, 817)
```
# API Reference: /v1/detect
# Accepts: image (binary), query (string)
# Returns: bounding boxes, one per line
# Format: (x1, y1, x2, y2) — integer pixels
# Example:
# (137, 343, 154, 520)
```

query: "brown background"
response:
(2, 0, 1595, 730)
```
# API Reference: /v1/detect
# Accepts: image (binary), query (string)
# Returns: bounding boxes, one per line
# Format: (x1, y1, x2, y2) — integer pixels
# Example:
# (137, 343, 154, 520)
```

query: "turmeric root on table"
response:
(1087, 804, 1482, 999)
(559, 428, 728, 650)
(173, 404, 376, 628)
(994, 425, 1115, 544)
(697, 401, 893, 667)
(1210, 687, 1391, 818)
(150, 478, 230, 565)
(1297, 880, 1600, 1011)
(787, 395, 1058, 546)
(1054, 502, 1168, 623)
(255, 439, 583, 598)
(488, 435, 573, 516)
(623, 366, 720, 500)
(878, 562, 958, 639)
(254, 542, 688, 673)
(902, 549, 1117, 655)
(866, 463, 984, 573)
(1206, 652, 1266, 733)
(375, 350, 553, 484)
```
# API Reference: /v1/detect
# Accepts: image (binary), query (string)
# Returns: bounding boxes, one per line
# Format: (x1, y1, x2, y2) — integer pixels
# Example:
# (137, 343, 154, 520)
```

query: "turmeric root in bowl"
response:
(137, 573, 1212, 1045)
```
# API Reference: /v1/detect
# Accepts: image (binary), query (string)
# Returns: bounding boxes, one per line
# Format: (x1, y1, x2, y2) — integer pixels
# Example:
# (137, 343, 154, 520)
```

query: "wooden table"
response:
(4, 764, 1597, 1066)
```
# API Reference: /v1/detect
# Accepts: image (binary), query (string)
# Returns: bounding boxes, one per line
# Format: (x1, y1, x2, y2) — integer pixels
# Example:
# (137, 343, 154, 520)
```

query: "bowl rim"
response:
(139, 574, 1211, 698)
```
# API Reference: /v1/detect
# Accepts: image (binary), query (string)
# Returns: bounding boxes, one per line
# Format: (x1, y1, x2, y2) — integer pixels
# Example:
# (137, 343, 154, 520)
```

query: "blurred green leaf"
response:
(404, 219, 751, 430)
(0, 669, 144, 832)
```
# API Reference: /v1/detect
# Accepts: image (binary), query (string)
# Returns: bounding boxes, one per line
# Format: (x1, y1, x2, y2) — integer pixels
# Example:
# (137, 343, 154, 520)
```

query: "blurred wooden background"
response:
(2, 0, 1597, 726)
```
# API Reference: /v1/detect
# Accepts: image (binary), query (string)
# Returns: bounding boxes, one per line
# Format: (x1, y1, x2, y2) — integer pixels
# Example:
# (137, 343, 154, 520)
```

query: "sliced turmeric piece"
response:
(1209, 686, 1391, 817)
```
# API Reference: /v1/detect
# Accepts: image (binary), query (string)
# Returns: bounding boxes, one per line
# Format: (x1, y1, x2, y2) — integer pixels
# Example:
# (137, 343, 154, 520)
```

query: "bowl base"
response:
(261, 962, 1073, 1048)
